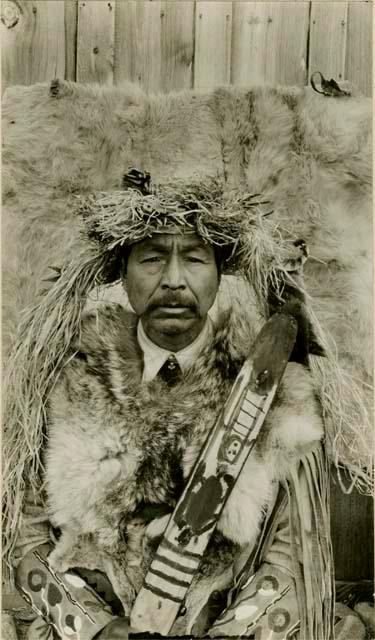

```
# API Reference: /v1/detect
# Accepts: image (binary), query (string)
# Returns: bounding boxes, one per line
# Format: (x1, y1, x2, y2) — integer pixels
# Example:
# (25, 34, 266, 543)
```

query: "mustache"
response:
(147, 293, 197, 312)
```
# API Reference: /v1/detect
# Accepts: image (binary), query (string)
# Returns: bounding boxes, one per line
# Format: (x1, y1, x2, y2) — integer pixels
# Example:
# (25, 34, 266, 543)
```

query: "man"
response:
(125, 232, 218, 352)
(3, 175, 333, 639)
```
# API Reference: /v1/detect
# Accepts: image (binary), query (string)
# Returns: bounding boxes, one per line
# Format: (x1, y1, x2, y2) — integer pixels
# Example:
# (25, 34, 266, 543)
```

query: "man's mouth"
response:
(160, 304, 188, 309)
(152, 305, 195, 318)
(157, 305, 189, 312)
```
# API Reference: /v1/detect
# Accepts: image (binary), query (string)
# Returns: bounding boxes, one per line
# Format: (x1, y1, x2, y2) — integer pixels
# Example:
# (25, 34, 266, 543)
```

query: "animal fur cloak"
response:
(44, 281, 325, 633)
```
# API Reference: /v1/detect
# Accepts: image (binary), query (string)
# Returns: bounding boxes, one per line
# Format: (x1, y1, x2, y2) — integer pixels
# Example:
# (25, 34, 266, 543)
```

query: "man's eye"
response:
(141, 256, 162, 263)
(186, 256, 205, 263)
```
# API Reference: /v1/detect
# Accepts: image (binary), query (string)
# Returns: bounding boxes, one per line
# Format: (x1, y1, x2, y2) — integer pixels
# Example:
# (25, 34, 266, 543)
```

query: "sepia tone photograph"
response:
(1, 1, 373, 638)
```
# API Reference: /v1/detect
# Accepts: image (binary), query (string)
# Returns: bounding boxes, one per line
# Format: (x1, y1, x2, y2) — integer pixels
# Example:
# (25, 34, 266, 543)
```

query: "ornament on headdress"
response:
(122, 168, 152, 194)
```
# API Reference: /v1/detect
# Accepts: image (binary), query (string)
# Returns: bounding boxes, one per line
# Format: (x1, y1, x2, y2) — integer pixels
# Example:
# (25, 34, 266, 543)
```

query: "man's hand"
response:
(145, 513, 171, 539)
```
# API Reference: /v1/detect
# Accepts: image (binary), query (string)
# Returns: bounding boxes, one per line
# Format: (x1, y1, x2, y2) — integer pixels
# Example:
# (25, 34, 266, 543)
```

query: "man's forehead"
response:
(132, 232, 212, 251)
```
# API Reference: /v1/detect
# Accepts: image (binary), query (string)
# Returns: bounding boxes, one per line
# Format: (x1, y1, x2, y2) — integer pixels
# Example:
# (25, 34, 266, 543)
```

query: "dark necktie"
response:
(157, 354, 182, 386)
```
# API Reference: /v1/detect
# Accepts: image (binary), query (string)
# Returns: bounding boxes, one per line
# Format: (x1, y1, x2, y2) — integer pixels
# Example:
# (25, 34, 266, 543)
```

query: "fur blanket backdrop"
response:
(2, 79, 372, 497)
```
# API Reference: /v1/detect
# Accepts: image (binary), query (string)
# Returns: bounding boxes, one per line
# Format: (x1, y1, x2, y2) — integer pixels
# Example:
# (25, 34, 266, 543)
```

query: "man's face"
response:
(125, 233, 219, 351)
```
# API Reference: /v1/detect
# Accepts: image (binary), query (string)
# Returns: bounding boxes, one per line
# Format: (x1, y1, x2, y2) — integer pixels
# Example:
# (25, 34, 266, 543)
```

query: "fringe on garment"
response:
(286, 444, 335, 640)
(2, 248, 109, 575)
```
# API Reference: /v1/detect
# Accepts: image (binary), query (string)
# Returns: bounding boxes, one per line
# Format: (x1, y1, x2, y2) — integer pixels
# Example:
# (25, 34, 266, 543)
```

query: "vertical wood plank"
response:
(232, 2, 310, 86)
(115, 1, 194, 92)
(346, 1, 372, 96)
(194, 1, 232, 88)
(331, 469, 374, 580)
(309, 2, 348, 82)
(161, 1, 195, 91)
(1, 0, 65, 91)
(114, 1, 160, 90)
(65, 0, 78, 81)
(76, 0, 115, 85)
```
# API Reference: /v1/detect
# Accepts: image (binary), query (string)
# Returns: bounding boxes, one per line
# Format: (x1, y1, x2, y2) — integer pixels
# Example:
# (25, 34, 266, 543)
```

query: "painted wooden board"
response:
(65, 0, 78, 82)
(194, 1, 233, 88)
(1, 0, 65, 92)
(232, 2, 310, 86)
(346, 1, 372, 96)
(131, 312, 297, 634)
(309, 2, 348, 83)
(114, 1, 194, 92)
(76, 0, 115, 85)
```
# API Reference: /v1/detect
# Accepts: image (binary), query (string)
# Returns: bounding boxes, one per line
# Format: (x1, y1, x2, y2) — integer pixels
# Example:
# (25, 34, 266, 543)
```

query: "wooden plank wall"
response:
(1, 0, 372, 95)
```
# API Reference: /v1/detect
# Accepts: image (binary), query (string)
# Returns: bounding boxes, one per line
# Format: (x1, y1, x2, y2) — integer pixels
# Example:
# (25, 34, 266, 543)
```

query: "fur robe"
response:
(46, 297, 323, 623)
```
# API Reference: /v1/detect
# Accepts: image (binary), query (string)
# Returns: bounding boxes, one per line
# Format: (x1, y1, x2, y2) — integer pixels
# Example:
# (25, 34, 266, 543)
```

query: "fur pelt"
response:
(46, 298, 323, 615)
(2, 80, 372, 484)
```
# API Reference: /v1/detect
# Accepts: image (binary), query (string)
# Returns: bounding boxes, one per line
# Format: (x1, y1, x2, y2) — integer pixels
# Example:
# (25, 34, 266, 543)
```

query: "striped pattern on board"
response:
(143, 539, 201, 603)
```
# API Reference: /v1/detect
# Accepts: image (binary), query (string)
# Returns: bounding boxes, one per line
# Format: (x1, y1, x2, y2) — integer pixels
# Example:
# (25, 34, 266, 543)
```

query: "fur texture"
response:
(2, 81, 372, 484)
(45, 299, 323, 614)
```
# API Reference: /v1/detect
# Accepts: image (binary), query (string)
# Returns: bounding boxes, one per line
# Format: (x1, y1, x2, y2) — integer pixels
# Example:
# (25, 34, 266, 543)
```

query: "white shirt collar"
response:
(137, 318, 212, 382)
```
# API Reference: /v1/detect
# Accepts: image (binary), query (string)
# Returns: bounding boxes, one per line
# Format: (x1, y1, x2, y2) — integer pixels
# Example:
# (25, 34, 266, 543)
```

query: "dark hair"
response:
(213, 244, 233, 275)
(120, 247, 131, 277)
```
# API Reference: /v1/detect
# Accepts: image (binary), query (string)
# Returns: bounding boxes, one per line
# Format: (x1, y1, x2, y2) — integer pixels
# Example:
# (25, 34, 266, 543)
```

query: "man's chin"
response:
(142, 314, 206, 350)
(151, 317, 195, 335)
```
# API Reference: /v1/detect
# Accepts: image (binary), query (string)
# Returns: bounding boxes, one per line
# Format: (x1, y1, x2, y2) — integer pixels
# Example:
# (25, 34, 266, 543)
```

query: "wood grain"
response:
(194, 1, 232, 88)
(114, 1, 194, 92)
(232, 2, 310, 86)
(76, 0, 115, 85)
(346, 1, 372, 96)
(65, 0, 78, 81)
(161, 1, 194, 91)
(2, 0, 373, 95)
(309, 2, 348, 82)
(331, 468, 374, 580)
(1, 0, 65, 92)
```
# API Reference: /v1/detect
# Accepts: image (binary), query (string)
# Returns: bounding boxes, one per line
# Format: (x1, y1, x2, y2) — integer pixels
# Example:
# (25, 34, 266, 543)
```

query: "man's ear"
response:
(121, 273, 128, 292)
(120, 252, 129, 288)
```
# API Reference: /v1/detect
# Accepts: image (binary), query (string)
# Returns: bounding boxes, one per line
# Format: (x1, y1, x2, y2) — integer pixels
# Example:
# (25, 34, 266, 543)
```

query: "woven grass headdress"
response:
(2, 172, 372, 569)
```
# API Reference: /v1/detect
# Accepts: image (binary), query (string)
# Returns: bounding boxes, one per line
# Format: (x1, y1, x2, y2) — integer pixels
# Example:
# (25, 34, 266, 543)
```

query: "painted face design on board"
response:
(225, 437, 242, 462)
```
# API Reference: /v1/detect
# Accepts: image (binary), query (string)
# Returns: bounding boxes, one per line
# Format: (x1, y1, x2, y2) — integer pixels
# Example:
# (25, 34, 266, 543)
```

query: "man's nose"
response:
(160, 254, 186, 289)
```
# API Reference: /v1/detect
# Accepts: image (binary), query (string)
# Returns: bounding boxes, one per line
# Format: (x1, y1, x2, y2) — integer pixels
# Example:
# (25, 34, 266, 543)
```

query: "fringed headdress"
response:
(2, 172, 372, 576)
